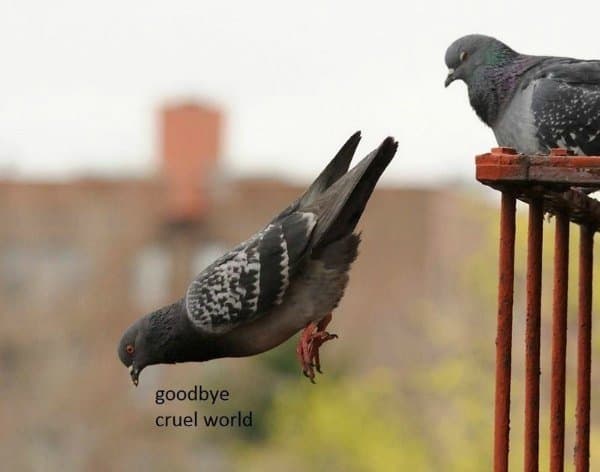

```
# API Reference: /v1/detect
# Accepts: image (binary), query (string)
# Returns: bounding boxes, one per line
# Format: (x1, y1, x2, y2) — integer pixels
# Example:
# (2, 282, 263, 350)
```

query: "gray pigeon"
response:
(118, 133, 397, 384)
(445, 34, 600, 156)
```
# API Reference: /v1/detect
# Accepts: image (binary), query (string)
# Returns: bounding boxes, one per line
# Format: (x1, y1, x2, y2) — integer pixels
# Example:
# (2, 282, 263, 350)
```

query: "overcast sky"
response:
(2, 0, 599, 184)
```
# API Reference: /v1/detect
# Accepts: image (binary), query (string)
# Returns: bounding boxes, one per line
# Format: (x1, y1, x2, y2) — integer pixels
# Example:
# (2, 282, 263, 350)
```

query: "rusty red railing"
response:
(476, 147, 598, 472)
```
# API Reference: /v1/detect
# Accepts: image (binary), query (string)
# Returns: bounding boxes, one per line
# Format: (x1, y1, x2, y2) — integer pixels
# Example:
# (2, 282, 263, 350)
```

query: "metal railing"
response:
(476, 147, 598, 472)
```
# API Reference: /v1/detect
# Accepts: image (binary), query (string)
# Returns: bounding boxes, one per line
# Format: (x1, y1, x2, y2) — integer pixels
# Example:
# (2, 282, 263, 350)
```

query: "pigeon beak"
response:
(444, 68, 455, 88)
(129, 364, 140, 387)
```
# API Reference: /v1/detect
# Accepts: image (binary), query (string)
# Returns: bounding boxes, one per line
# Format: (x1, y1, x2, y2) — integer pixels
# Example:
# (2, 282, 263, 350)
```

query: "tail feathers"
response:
(271, 131, 361, 223)
(311, 137, 398, 249)
(302, 131, 361, 204)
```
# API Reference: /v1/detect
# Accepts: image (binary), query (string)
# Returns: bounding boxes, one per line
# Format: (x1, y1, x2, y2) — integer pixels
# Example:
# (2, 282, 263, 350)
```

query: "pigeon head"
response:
(117, 318, 147, 386)
(117, 300, 188, 386)
(444, 34, 515, 87)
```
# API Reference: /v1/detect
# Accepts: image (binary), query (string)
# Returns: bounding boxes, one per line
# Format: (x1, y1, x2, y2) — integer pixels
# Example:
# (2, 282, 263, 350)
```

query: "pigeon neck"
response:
(145, 299, 191, 363)
(145, 299, 225, 364)
(469, 52, 532, 127)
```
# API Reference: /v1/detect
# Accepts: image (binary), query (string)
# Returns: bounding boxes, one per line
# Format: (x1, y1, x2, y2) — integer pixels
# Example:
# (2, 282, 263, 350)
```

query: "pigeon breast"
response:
(493, 79, 540, 154)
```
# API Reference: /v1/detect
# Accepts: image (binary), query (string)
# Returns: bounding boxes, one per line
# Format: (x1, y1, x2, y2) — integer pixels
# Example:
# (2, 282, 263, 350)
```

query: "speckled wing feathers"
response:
(185, 212, 316, 334)
(530, 60, 600, 155)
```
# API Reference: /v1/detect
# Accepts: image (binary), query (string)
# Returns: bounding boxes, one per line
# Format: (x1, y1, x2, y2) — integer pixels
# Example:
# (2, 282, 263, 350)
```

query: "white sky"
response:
(1, 0, 599, 184)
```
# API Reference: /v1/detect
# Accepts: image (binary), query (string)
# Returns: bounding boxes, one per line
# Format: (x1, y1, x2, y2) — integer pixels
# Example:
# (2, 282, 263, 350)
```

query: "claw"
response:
(295, 314, 337, 382)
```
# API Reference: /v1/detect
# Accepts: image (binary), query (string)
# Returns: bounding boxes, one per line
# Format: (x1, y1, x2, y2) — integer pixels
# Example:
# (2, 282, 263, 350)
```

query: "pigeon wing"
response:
(531, 59, 600, 155)
(185, 212, 317, 334)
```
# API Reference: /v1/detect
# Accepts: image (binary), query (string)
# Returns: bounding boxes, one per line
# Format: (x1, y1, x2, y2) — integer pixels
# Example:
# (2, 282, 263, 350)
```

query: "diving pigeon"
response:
(445, 34, 600, 156)
(118, 133, 398, 385)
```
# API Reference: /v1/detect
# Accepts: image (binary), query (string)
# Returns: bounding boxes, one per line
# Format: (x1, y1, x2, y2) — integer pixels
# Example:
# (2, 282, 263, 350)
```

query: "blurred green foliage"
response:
(236, 371, 430, 471)
(226, 200, 600, 471)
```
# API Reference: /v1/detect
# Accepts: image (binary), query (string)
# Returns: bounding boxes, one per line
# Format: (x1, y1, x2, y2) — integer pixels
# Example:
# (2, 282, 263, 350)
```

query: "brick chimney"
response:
(161, 102, 221, 223)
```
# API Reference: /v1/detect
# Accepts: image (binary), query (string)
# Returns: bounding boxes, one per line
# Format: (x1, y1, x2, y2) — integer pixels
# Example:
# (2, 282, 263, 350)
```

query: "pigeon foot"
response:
(295, 313, 337, 382)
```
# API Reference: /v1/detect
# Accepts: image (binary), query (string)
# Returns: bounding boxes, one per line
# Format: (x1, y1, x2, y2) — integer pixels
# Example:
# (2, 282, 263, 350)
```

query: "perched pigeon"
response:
(445, 34, 600, 156)
(118, 133, 397, 384)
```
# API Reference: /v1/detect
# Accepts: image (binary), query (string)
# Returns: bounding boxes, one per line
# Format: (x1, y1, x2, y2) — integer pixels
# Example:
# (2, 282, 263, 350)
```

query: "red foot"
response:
(295, 313, 337, 382)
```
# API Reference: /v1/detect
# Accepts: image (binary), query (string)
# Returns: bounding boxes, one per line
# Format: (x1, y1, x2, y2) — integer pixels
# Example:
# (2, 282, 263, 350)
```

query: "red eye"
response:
(126, 344, 135, 355)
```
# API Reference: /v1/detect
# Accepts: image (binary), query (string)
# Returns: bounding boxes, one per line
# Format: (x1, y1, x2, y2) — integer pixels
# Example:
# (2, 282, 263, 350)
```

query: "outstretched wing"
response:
(531, 59, 600, 155)
(185, 212, 316, 334)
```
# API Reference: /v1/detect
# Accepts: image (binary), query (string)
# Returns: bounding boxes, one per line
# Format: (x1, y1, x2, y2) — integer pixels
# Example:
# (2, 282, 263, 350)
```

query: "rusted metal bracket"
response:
(478, 147, 600, 190)
(478, 148, 600, 230)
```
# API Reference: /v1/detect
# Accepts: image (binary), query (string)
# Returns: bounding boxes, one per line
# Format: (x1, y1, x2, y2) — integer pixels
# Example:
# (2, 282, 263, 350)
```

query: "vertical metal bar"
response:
(575, 225, 593, 472)
(550, 213, 569, 472)
(525, 198, 543, 472)
(495, 192, 516, 472)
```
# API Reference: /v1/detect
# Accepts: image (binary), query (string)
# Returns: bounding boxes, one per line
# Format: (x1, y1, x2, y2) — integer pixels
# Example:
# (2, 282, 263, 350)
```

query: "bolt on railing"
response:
(476, 147, 598, 472)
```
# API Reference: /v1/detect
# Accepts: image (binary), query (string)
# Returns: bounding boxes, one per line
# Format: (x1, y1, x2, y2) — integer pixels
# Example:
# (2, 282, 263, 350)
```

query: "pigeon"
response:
(118, 133, 398, 384)
(444, 34, 600, 156)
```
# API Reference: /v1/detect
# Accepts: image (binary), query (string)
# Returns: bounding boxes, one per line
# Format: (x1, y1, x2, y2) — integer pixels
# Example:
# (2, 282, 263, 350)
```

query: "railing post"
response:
(494, 192, 516, 472)
(524, 198, 544, 472)
(550, 213, 570, 472)
(575, 225, 593, 472)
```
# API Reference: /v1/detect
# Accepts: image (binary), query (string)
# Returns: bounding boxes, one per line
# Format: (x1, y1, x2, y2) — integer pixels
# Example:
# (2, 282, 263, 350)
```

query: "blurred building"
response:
(0, 103, 480, 329)
(0, 102, 487, 469)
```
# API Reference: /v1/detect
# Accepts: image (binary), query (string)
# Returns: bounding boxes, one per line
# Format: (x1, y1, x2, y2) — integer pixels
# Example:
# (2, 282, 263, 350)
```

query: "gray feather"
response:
(308, 137, 397, 249)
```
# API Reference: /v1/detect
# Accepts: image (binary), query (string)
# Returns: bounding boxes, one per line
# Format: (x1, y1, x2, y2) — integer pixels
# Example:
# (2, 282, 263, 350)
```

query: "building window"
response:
(132, 245, 171, 311)
(0, 245, 89, 307)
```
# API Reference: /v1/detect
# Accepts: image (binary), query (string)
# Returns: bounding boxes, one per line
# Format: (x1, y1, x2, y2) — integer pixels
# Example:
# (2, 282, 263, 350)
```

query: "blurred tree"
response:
(231, 202, 600, 472)
(236, 371, 431, 471)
